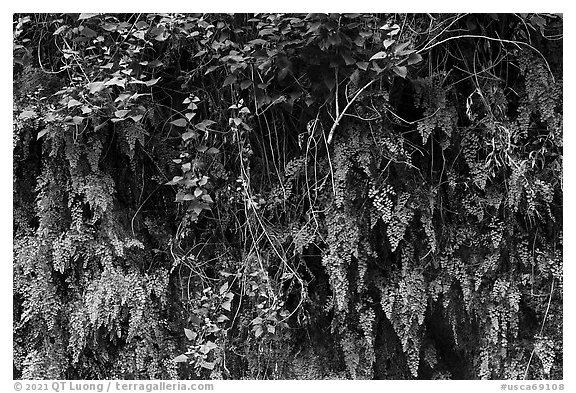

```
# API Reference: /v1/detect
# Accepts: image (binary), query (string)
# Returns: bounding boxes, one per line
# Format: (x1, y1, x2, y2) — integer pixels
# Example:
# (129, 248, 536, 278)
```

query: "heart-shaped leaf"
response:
(370, 51, 388, 61)
(173, 354, 188, 363)
(170, 118, 187, 127)
(407, 52, 423, 65)
(392, 66, 408, 78)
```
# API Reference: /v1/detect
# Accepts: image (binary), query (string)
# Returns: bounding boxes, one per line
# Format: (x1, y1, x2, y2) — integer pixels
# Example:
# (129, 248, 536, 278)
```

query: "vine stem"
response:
(326, 78, 377, 145)
(417, 34, 555, 83)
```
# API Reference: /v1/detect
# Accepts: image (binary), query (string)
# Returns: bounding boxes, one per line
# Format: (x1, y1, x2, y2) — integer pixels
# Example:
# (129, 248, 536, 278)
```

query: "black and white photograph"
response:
(12, 12, 564, 384)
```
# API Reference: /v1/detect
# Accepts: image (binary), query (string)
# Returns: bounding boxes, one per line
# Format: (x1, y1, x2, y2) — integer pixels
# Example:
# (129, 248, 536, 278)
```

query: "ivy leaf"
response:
(199, 341, 218, 354)
(36, 129, 48, 140)
(198, 176, 209, 186)
(105, 77, 126, 88)
(182, 130, 197, 141)
(170, 118, 188, 127)
(189, 200, 210, 215)
(392, 66, 408, 78)
(173, 354, 188, 363)
(369, 51, 388, 61)
(19, 110, 37, 120)
(78, 13, 99, 20)
(184, 328, 196, 341)
(195, 120, 216, 132)
(383, 39, 395, 49)
(114, 110, 130, 118)
(240, 79, 252, 90)
(217, 314, 229, 322)
(221, 300, 232, 311)
(394, 41, 411, 53)
(67, 99, 82, 108)
(144, 77, 161, 87)
(206, 147, 220, 155)
(189, 315, 203, 326)
(205, 65, 219, 75)
(341, 51, 355, 65)
(223, 75, 237, 87)
(194, 188, 203, 198)
(219, 282, 229, 295)
(200, 361, 215, 370)
(165, 176, 183, 186)
(87, 82, 106, 94)
(407, 52, 423, 65)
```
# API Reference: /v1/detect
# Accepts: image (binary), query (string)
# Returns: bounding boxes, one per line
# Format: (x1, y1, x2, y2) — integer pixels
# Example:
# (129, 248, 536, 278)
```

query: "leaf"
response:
(370, 51, 388, 61)
(221, 300, 232, 311)
(67, 99, 82, 108)
(267, 325, 276, 334)
(206, 147, 220, 155)
(173, 354, 189, 363)
(184, 328, 196, 341)
(165, 176, 183, 186)
(198, 176, 209, 186)
(114, 110, 130, 118)
(105, 77, 126, 88)
(78, 13, 99, 20)
(170, 118, 188, 127)
(199, 341, 218, 354)
(182, 163, 191, 172)
(194, 188, 203, 198)
(195, 120, 216, 132)
(72, 116, 85, 125)
(189, 200, 210, 215)
(19, 110, 37, 120)
(190, 315, 203, 326)
(182, 130, 197, 141)
(80, 27, 97, 38)
(392, 66, 408, 78)
(144, 77, 161, 87)
(217, 314, 229, 322)
(219, 282, 229, 295)
(182, 194, 195, 201)
(407, 52, 423, 65)
(240, 79, 252, 90)
(201, 194, 213, 203)
(223, 74, 237, 87)
(200, 361, 215, 370)
(394, 41, 411, 53)
(148, 60, 163, 68)
(87, 81, 106, 94)
(205, 65, 219, 75)
(36, 129, 48, 140)
(383, 39, 395, 49)
(254, 326, 264, 338)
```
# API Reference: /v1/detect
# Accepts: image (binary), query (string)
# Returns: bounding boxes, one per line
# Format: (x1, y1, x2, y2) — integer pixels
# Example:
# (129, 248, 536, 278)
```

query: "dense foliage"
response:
(13, 13, 562, 380)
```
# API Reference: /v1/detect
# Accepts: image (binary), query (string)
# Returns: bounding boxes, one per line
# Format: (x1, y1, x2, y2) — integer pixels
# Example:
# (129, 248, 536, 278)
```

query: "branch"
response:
(326, 78, 377, 145)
